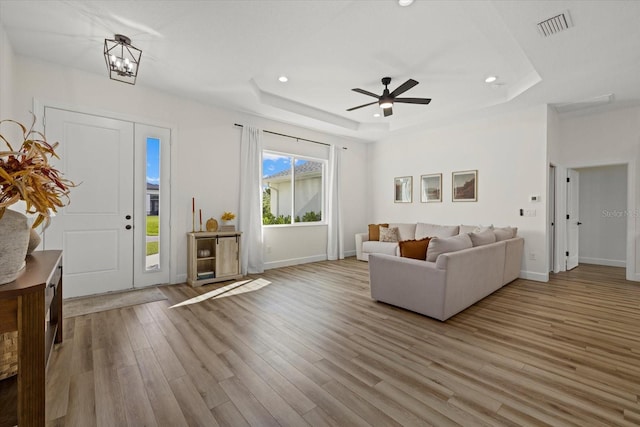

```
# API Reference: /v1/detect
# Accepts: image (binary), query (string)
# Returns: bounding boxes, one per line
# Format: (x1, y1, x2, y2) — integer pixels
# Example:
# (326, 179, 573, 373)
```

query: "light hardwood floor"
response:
(44, 259, 640, 426)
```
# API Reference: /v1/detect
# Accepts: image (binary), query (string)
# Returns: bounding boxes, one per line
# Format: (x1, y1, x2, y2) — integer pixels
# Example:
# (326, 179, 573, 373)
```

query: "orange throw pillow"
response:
(399, 238, 431, 260)
(368, 223, 389, 241)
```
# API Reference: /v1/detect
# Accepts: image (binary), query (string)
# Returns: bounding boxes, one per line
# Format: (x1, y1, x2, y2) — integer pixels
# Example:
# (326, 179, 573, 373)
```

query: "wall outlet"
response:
(524, 209, 536, 217)
(528, 252, 537, 261)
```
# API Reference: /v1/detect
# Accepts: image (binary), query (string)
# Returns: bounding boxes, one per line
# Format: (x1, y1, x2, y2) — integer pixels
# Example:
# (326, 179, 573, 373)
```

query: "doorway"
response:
(548, 164, 556, 273)
(43, 107, 171, 298)
(575, 165, 627, 268)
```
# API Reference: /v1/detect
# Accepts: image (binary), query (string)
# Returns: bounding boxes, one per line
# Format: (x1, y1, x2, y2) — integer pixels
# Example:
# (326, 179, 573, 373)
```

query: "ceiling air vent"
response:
(537, 10, 573, 37)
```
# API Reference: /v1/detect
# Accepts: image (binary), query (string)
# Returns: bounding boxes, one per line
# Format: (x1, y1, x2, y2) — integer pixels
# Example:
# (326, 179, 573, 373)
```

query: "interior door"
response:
(566, 169, 580, 270)
(44, 108, 135, 298)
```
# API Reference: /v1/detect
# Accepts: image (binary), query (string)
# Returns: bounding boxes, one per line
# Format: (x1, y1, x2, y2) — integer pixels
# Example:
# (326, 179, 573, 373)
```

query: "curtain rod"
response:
(234, 123, 347, 150)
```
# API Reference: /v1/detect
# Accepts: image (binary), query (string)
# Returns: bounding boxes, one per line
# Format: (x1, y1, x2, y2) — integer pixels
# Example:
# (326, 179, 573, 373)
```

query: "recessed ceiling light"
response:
(485, 76, 498, 83)
(398, 0, 414, 6)
(278, 75, 288, 83)
(373, 113, 381, 118)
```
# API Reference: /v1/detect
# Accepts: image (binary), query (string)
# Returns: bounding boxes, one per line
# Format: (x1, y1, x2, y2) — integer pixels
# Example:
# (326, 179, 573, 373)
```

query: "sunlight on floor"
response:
(169, 278, 272, 308)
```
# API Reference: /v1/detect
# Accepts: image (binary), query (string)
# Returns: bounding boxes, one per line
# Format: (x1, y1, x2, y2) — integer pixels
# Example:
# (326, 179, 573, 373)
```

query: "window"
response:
(145, 137, 160, 270)
(262, 151, 325, 225)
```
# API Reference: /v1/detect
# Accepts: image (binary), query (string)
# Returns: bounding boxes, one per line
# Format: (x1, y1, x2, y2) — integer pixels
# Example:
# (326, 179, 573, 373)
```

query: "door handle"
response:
(126, 225, 132, 230)
(577, 222, 582, 225)
(125, 215, 132, 220)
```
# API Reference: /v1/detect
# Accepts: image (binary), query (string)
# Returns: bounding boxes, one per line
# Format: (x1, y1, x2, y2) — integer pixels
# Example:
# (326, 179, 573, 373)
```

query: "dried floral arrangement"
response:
(0, 116, 75, 228)
(221, 211, 236, 221)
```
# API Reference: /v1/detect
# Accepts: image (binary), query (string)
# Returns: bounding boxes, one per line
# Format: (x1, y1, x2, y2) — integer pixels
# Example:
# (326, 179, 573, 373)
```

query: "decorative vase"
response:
(0, 210, 30, 284)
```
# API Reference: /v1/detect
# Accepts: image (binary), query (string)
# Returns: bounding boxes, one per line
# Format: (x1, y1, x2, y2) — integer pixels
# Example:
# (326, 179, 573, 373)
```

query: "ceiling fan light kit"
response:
(347, 76, 431, 117)
(104, 34, 142, 85)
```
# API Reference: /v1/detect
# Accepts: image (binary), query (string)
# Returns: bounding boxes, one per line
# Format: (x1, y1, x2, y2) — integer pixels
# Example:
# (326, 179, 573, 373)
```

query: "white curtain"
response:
(327, 144, 344, 260)
(239, 125, 264, 274)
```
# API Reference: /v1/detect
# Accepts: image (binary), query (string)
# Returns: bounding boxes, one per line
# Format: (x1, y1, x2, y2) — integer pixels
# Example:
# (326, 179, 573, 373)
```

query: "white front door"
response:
(44, 108, 135, 297)
(566, 169, 580, 270)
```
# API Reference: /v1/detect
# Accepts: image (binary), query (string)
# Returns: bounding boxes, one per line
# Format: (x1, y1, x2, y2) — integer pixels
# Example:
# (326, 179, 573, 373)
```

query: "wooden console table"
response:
(0, 250, 63, 427)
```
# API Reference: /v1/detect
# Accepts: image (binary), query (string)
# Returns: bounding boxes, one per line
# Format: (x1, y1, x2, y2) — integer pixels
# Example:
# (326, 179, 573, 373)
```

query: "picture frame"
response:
(420, 173, 442, 203)
(394, 176, 412, 203)
(452, 170, 477, 202)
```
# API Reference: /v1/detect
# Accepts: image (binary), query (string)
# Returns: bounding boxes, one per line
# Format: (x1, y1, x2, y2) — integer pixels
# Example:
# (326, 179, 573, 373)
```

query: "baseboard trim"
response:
(520, 270, 549, 282)
(579, 257, 626, 268)
(264, 250, 357, 270)
(265, 254, 328, 270)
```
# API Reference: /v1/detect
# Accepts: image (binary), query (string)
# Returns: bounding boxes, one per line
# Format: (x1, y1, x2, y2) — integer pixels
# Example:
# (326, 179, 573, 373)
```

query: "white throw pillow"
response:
(469, 229, 497, 246)
(494, 226, 518, 241)
(379, 226, 399, 242)
(426, 234, 473, 262)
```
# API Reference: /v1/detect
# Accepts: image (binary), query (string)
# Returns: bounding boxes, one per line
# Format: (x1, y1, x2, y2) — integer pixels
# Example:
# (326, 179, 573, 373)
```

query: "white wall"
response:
(577, 165, 627, 267)
(0, 20, 14, 123)
(12, 55, 369, 283)
(368, 105, 549, 281)
(557, 106, 640, 280)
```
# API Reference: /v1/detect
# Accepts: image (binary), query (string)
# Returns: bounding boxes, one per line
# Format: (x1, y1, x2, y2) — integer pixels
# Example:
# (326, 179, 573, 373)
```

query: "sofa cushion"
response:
(459, 224, 493, 235)
(469, 229, 497, 247)
(494, 226, 518, 241)
(399, 238, 431, 260)
(426, 233, 473, 262)
(362, 241, 399, 256)
(379, 226, 399, 242)
(368, 223, 389, 241)
(389, 223, 417, 241)
(415, 223, 459, 240)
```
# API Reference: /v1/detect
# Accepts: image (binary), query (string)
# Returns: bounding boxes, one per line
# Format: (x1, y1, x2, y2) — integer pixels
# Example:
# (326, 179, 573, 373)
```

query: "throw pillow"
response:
(399, 238, 431, 260)
(379, 226, 399, 242)
(494, 226, 518, 241)
(426, 234, 473, 262)
(469, 229, 497, 247)
(368, 223, 389, 241)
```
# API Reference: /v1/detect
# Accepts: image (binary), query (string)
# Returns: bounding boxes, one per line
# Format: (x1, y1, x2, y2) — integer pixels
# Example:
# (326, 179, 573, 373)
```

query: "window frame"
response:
(262, 150, 327, 227)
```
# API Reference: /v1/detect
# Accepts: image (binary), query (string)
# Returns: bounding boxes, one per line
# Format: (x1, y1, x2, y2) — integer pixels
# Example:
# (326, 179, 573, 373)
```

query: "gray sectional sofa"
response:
(360, 223, 524, 321)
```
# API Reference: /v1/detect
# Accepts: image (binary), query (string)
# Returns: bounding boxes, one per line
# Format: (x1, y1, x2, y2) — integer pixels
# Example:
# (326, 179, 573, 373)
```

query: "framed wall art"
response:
(420, 174, 442, 203)
(394, 176, 412, 203)
(452, 170, 477, 202)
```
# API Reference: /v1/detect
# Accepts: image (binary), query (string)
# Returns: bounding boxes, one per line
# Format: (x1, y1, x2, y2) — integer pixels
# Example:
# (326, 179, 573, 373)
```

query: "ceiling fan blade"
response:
(352, 88, 380, 98)
(383, 107, 393, 117)
(346, 101, 378, 111)
(389, 79, 419, 98)
(394, 97, 432, 105)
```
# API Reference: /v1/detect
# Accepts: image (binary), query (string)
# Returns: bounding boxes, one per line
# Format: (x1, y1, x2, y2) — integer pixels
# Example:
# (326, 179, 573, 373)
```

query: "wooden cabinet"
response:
(187, 232, 242, 286)
(0, 250, 63, 427)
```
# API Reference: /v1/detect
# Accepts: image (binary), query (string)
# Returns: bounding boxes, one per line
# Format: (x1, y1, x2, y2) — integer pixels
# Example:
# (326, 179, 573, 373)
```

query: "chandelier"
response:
(104, 34, 142, 85)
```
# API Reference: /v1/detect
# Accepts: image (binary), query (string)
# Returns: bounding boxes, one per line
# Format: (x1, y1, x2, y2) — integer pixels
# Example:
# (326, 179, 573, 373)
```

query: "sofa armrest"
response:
(355, 232, 369, 261)
(435, 242, 506, 319)
(503, 237, 524, 285)
(369, 254, 447, 320)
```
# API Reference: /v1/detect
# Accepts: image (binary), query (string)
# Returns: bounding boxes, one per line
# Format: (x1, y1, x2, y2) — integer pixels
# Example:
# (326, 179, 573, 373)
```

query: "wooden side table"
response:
(0, 250, 63, 427)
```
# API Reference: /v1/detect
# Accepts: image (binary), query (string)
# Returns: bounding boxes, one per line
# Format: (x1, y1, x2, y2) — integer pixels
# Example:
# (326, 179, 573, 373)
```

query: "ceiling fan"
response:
(347, 77, 431, 117)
